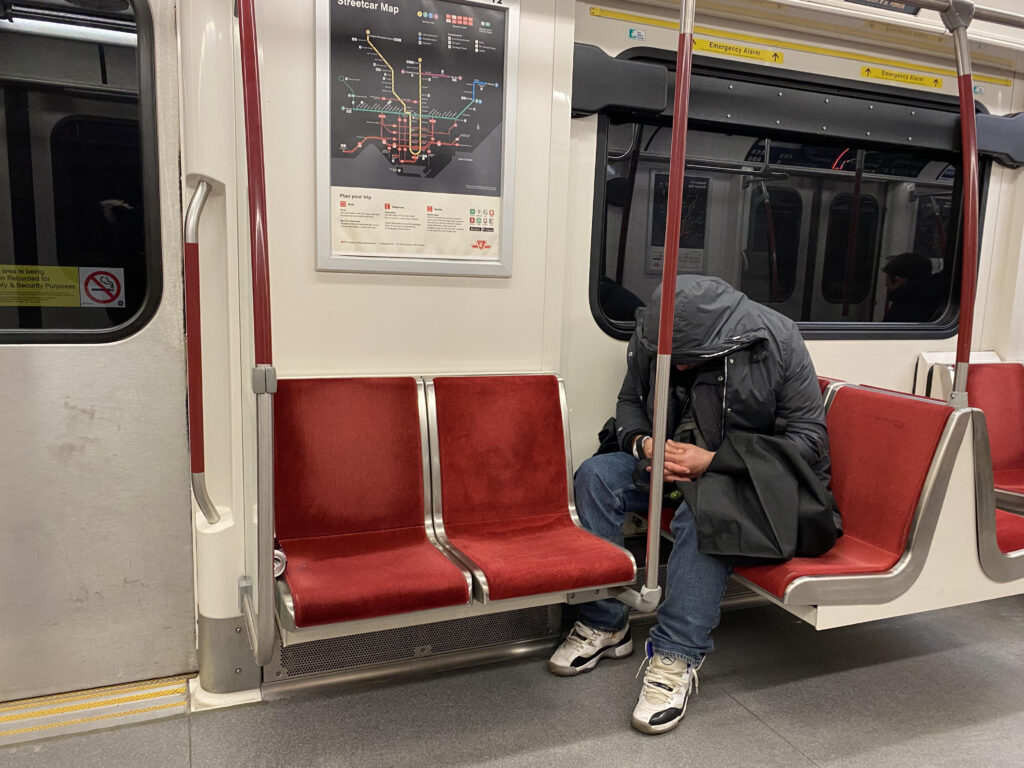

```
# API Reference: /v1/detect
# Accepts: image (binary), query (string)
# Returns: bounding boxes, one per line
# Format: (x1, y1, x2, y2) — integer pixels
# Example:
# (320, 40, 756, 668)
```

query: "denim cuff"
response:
(649, 644, 703, 669)
(580, 619, 628, 634)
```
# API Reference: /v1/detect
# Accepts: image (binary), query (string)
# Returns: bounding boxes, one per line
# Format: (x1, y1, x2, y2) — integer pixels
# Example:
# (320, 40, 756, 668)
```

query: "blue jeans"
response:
(574, 451, 732, 667)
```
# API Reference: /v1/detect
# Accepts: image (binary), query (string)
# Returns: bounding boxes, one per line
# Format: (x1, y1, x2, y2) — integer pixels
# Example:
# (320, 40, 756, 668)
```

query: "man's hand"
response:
(647, 440, 715, 482)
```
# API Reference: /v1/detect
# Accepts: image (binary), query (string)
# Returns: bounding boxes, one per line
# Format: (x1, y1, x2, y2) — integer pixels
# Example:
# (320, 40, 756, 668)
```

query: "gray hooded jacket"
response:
(615, 276, 831, 485)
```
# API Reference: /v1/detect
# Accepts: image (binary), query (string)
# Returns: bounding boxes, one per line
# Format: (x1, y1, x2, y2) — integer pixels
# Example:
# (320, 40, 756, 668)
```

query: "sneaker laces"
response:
(562, 622, 604, 654)
(635, 641, 698, 707)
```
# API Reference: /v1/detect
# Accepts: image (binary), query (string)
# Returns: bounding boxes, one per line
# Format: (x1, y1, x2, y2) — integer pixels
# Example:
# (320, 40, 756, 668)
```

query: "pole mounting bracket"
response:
(941, 0, 975, 32)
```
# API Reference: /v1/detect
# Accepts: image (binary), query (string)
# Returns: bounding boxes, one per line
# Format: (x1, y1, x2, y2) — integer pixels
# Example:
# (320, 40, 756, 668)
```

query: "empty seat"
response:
(736, 386, 959, 604)
(274, 377, 471, 628)
(969, 364, 1024, 496)
(967, 363, 1024, 579)
(428, 375, 636, 602)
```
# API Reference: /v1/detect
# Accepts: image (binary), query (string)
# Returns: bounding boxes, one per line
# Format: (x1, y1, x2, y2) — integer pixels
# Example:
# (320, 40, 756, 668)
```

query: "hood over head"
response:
(636, 276, 769, 364)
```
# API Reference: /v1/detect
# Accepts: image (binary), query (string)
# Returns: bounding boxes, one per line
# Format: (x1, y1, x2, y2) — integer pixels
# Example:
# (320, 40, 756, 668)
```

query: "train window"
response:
(0, 2, 160, 343)
(742, 186, 802, 304)
(820, 194, 881, 306)
(589, 64, 969, 340)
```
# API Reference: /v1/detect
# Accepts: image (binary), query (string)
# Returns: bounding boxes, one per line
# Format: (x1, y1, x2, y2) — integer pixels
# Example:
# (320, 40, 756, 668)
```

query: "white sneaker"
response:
(547, 621, 633, 676)
(631, 643, 699, 734)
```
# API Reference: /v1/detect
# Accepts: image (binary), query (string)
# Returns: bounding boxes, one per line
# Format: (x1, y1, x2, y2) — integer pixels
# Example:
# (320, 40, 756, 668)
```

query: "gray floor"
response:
(5, 596, 1024, 768)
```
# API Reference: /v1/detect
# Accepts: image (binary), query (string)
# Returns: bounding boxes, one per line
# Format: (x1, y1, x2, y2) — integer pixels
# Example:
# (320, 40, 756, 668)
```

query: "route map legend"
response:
(324, 0, 510, 266)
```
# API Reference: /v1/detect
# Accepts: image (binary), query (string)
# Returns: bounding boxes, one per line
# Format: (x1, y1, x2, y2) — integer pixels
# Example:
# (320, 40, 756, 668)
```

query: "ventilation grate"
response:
(268, 605, 560, 679)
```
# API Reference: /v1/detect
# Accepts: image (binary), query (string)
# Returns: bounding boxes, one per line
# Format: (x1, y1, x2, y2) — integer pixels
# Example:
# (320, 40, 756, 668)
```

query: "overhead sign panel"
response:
(694, 39, 783, 64)
(861, 66, 942, 88)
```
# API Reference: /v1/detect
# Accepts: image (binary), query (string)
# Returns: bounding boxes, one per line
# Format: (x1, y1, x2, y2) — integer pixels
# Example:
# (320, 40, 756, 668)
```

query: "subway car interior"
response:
(3, 0, 1024, 765)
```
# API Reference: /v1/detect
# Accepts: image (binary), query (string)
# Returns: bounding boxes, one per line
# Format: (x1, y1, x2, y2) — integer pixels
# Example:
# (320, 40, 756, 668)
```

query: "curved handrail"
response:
(183, 180, 220, 526)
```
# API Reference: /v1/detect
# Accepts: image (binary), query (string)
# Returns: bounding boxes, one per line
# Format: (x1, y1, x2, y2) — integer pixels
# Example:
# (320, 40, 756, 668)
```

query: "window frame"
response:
(0, 0, 162, 345)
(585, 50, 989, 342)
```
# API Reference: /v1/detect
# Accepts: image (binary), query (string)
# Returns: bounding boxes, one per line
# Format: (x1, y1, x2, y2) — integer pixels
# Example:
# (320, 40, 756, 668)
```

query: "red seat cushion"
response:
(281, 528, 470, 627)
(445, 513, 636, 601)
(432, 375, 635, 598)
(996, 510, 1024, 555)
(738, 387, 950, 598)
(736, 536, 898, 596)
(994, 469, 1024, 495)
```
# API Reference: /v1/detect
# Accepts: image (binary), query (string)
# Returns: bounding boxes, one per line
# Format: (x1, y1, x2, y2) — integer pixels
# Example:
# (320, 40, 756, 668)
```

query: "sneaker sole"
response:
(631, 701, 688, 735)
(547, 638, 634, 677)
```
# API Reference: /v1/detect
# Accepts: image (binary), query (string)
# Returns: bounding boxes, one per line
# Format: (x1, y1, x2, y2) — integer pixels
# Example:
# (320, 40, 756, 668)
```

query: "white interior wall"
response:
(253, 0, 573, 378)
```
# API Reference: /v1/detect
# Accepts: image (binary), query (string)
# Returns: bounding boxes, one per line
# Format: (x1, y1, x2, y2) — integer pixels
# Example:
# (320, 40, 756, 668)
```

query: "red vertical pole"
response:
(237, 0, 273, 366)
(954, 57, 979, 368)
(942, 7, 978, 406)
(642, 0, 697, 595)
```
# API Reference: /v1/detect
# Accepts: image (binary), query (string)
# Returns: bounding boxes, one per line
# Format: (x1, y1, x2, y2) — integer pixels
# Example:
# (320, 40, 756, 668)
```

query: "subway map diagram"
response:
(330, 1, 506, 193)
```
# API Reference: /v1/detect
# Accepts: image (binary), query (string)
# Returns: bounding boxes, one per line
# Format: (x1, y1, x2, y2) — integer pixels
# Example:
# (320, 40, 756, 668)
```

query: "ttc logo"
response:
(472, 240, 491, 250)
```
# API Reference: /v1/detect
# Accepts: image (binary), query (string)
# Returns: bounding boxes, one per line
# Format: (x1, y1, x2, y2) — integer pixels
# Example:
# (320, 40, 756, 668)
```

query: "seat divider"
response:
(416, 378, 475, 600)
(423, 377, 493, 604)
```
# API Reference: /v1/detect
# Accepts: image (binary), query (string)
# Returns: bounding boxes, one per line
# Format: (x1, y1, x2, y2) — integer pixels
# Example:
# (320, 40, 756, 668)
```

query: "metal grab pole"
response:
(941, 1, 979, 408)
(237, 0, 276, 667)
(840, 150, 865, 318)
(642, 0, 698, 602)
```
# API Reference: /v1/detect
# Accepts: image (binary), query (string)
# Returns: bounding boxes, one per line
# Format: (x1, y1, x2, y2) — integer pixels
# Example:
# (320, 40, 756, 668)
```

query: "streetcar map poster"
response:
(317, 0, 518, 276)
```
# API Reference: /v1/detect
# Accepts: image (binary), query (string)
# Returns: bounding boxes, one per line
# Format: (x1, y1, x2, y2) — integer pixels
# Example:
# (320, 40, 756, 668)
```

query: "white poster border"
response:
(315, 0, 518, 277)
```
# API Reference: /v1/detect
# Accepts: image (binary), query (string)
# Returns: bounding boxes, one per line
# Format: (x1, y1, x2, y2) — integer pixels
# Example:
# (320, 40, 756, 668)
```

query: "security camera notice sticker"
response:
(0, 265, 126, 308)
(80, 268, 125, 308)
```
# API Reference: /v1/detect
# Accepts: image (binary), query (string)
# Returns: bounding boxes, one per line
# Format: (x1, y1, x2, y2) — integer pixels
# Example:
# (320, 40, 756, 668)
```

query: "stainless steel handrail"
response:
(183, 180, 220, 527)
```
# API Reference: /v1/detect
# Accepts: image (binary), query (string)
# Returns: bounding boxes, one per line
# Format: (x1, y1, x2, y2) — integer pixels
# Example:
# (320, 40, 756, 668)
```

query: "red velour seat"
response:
(274, 377, 471, 627)
(736, 387, 952, 599)
(817, 376, 841, 394)
(994, 470, 1024, 495)
(430, 375, 636, 602)
(969, 364, 1024, 489)
(968, 364, 1024, 559)
(996, 511, 1024, 554)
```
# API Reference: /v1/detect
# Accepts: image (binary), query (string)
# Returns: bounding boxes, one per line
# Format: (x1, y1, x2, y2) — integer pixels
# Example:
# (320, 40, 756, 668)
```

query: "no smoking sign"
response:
(79, 268, 125, 308)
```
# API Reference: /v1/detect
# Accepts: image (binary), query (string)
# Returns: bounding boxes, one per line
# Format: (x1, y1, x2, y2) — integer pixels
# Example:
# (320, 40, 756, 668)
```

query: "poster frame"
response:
(315, 0, 518, 277)
(643, 168, 710, 277)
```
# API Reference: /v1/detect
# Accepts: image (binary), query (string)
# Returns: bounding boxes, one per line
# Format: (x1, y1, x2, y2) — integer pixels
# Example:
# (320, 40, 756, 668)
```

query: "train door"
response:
(739, 178, 812, 321)
(807, 177, 887, 322)
(0, 2, 195, 700)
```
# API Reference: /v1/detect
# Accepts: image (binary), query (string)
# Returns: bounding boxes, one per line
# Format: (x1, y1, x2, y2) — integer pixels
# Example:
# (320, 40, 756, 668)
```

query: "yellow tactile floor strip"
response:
(0, 685, 188, 723)
(0, 701, 186, 739)
(0, 675, 190, 713)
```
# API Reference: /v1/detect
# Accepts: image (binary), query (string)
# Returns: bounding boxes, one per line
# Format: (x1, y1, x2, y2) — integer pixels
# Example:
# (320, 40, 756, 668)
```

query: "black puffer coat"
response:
(614, 276, 830, 485)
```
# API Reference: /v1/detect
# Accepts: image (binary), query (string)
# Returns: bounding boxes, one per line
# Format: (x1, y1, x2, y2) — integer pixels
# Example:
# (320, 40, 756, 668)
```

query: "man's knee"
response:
(574, 453, 634, 497)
